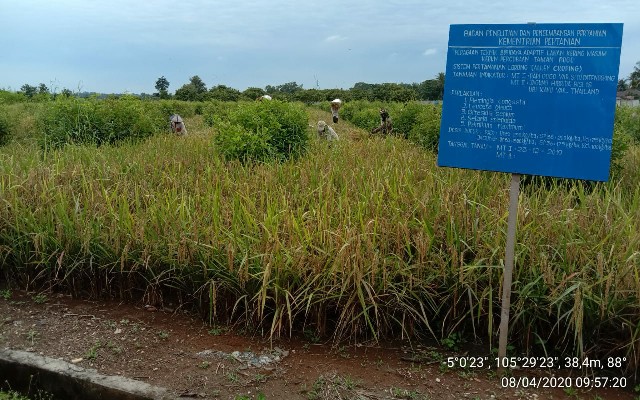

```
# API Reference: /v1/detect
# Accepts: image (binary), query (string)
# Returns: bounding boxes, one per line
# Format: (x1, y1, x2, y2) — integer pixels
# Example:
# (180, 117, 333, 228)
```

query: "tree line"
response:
(153, 73, 446, 103)
(11, 59, 639, 102)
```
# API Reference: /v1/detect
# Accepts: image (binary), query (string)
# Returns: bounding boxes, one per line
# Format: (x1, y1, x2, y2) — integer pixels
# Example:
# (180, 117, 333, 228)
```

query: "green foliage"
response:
(629, 61, 640, 89)
(0, 90, 27, 105)
(0, 390, 30, 400)
(615, 106, 640, 144)
(610, 125, 630, 177)
(441, 332, 464, 351)
(350, 108, 381, 132)
(350, 82, 418, 102)
(85, 341, 102, 360)
(174, 75, 208, 101)
(214, 100, 309, 162)
(340, 101, 442, 152)
(340, 100, 381, 131)
(151, 99, 197, 120)
(242, 87, 266, 101)
(20, 84, 38, 98)
(265, 81, 303, 94)
(393, 102, 425, 138)
(609, 106, 639, 177)
(209, 85, 241, 101)
(202, 100, 235, 127)
(3, 101, 640, 376)
(155, 76, 170, 99)
(213, 121, 274, 162)
(38, 96, 163, 149)
(0, 109, 11, 146)
(406, 103, 442, 152)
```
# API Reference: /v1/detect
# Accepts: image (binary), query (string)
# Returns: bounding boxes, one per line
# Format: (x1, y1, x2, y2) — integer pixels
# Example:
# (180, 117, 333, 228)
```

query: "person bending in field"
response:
(330, 98, 342, 123)
(316, 120, 339, 141)
(371, 108, 393, 135)
(170, 114, 187, 135)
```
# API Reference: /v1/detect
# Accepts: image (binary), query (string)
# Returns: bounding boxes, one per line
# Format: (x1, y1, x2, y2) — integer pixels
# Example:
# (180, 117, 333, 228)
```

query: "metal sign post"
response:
(497, 172, 520, 372)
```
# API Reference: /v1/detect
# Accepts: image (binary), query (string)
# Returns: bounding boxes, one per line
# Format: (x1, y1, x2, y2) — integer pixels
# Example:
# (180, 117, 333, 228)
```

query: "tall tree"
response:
(242, 87, 266, 100)
(629, 61, 640, 89)
(155, 76, 170, 99)
(174, 84, 199, 101)
(209, 85, 240, 101)
(617, 79, 629, 92)
(417, 79, 440, 101)
(189, 75, 207, 94)
(20, 84, 37, 98)
(174, 76, 208, 101)
(275, 81, 303, 94)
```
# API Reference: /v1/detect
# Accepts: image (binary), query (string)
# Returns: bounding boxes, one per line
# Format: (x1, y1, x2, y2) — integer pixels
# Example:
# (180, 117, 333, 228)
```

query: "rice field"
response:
(1, 100, 639, 377)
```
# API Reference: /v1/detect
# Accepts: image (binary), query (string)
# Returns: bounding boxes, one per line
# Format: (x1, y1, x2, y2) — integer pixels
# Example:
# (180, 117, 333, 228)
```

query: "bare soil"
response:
(0, 291, 635, 400)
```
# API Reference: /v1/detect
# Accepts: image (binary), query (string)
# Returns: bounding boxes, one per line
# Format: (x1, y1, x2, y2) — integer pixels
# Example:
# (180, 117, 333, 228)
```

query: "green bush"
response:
(38, 96, 164, 150)
(154, 99, 197, 119)
(202, 100, 236, 128)
(407, 104, 441, 153)
(615, 106, 640, 144)
(393, 102, 425, 139)
(0, 90, 27, 105)
(340, 100, 378, 128)
(349, 108, 381, 132)
(213, 122, 274, 162)
(340, 101, 439, 141)
(610, 120, 632, 178)
(214, 100, 309, 162)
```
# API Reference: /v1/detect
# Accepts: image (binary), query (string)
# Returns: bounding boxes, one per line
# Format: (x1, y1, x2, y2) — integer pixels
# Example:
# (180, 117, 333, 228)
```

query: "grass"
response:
(1, 102, 639, 376)
(84, 341, 102, 360)
(308, 373, 361, 400)
(0, 392, 30, 400)
(25, 330, 38, 345)
(0, 388, 53, 400)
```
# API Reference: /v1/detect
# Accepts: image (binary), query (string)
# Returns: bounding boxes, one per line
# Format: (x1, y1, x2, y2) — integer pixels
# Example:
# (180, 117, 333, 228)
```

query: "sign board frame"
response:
(437, 23, 623, 182)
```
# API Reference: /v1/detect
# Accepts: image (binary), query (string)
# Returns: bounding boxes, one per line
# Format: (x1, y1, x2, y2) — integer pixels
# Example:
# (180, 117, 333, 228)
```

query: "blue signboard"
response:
(437, 23, 623, 181)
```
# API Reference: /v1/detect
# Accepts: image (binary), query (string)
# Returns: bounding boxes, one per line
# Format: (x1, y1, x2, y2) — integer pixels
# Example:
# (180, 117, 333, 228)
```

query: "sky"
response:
(1, 0, 639, 94)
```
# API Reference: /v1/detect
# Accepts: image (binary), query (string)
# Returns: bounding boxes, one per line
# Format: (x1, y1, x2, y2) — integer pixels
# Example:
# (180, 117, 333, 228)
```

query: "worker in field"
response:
(330, 98, 342, 123)
(371, 108, 393, 135)
(170, 114, 187, 135)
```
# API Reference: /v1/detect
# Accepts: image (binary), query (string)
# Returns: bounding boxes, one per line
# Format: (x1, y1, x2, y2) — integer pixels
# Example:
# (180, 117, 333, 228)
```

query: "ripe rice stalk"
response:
(1, 102, 639, 367)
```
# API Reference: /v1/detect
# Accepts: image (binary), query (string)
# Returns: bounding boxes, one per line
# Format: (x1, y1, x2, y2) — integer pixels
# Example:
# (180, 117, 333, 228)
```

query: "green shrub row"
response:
(38, 96, 165, 149)
(213, 100, 309, 162)
(34, 97, 310, 164)
(339, 100, 442, 152)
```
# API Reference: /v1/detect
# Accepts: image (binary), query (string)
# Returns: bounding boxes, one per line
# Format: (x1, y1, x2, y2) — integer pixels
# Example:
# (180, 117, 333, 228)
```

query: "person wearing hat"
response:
(170, 114, 187, 135)
(330, 99, 342, 123)
(371, 108, 393, 135)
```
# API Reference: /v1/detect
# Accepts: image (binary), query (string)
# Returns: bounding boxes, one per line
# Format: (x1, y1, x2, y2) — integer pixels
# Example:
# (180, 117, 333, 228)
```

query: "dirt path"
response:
(0, 291, 635, 400)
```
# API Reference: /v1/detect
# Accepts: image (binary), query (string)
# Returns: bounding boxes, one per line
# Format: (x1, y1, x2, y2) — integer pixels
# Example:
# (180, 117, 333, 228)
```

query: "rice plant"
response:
(0, 100, 639, 377)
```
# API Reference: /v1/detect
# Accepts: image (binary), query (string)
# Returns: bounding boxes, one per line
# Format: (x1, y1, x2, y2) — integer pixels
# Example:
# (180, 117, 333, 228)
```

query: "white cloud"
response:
(2, 0, 638, 92)
(325, 35, 347, 42)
